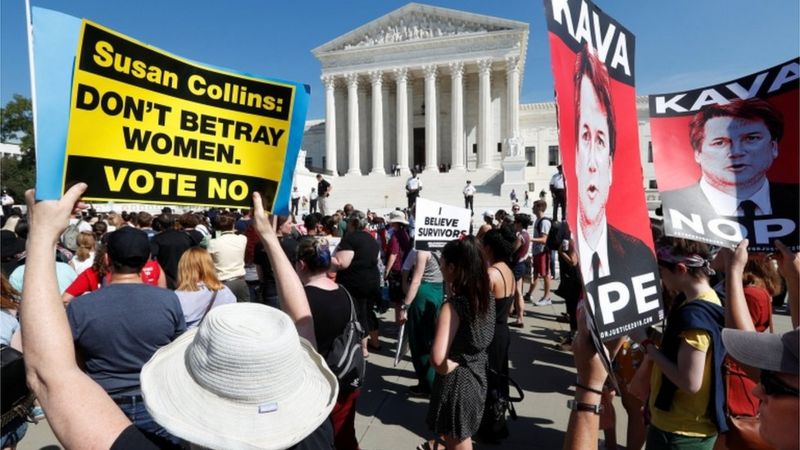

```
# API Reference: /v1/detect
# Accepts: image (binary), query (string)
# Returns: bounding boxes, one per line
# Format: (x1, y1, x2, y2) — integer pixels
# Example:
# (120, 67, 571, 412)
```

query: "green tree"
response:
(1, 94, 36, 198)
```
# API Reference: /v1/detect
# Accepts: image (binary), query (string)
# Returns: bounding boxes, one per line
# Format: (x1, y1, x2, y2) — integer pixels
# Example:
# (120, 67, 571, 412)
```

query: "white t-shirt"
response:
(463, 184, 476, 196)
(406, 177, 422, 191)
(550, 173, 565, 190)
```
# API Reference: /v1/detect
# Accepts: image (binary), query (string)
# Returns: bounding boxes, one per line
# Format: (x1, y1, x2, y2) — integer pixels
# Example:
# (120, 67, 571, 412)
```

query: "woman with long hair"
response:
(296, 236, 360, 450)
(70, 231, 96, 275)
(425, 237, 495, 450)
(174, 247, 236, 329)
(1, 274, 27, 448)
(476, 228, 516, 442)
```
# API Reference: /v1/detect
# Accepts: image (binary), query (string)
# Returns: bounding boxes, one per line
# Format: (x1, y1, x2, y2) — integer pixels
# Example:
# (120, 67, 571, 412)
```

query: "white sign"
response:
(414, 198, 471, 250)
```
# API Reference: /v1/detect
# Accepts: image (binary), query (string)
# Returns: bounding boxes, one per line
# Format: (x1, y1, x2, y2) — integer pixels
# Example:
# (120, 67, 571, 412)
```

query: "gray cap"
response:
(722, 328, 799, 375)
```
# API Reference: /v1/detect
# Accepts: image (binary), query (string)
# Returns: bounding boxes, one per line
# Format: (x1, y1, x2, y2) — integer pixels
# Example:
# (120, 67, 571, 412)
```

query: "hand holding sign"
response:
(24, 183, 89, 247)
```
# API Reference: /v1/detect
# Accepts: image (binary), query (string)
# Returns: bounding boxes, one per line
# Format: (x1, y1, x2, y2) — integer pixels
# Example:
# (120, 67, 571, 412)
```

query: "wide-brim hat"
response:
(722, 328, 799, 375)
(141, 303, 338, 450)
(387, 210, 408, 225)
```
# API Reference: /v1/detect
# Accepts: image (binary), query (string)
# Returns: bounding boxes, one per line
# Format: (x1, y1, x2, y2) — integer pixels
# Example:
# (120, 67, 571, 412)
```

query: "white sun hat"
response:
(387, 210, 409, 225)
(141, 303, 338, 450)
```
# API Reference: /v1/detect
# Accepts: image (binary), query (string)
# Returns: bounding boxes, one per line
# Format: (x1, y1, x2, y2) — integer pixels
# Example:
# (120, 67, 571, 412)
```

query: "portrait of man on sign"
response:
(572, 46, 656, 291)
(660, 98, 798, 221)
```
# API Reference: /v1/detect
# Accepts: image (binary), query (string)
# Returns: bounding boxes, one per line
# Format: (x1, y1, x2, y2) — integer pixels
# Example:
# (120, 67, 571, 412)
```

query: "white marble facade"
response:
(310, 3, 529, 175)
(304, 3, 660, 205)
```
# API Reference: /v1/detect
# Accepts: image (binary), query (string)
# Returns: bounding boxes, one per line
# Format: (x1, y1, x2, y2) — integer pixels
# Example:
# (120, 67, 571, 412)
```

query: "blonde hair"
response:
(176, 247, 223, 291)
(75, 231, 96, 262)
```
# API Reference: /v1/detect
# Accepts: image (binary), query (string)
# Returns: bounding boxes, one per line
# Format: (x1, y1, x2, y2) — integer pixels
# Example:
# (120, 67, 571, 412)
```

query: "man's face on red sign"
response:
(576, 75, 612, 229)
(695, 116, 778, 195)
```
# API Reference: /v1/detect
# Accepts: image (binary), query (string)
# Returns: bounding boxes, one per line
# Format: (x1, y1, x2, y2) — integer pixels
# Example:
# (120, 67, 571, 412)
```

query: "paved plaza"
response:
(18, 280, 795, 450)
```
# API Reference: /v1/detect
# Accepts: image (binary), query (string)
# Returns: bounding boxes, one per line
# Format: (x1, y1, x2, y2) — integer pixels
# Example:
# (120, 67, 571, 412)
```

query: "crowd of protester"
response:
(0, 183, 797, 450)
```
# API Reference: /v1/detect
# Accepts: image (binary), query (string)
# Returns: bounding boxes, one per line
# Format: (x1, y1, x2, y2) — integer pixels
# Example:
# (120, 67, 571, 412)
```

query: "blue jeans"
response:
(115, 395, 181, 447)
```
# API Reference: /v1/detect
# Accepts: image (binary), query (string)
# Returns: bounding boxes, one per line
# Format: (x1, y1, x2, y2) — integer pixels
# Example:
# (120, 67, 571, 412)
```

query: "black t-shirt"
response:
(151, 230, 202, 289)
(335, 231, 379, 299)
(254, 236, 299, 287)
(305, 285, 351, 357)
(110, 425, 159, 450)
(317, 179, 330, 197)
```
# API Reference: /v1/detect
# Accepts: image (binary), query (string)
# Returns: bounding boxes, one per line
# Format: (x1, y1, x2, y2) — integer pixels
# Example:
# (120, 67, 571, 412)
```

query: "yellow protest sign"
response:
(62, 20, 309, 211)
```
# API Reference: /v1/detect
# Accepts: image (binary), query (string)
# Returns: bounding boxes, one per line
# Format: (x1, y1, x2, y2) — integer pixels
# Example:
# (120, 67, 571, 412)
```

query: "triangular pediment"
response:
(313, 3, 527, 55)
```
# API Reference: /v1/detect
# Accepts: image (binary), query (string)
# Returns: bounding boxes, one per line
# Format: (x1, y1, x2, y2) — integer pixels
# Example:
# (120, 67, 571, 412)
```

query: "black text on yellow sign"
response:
(63, 20, 298, 210)
(66, 156, 277, 209)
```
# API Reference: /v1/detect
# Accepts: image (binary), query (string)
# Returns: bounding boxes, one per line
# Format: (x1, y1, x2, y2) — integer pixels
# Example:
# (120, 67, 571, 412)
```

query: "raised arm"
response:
(252, 193, 317, 348)
(722, 239, 756, 331)
(21, 184, 131, 449)
(775, 240, 799, 328)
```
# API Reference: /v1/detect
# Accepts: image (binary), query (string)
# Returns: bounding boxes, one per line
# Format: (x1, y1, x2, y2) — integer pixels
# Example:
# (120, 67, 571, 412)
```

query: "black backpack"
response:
(1, 345, 34, 428)
(325, 287, 366, 392)
(544, 219, 562, 251)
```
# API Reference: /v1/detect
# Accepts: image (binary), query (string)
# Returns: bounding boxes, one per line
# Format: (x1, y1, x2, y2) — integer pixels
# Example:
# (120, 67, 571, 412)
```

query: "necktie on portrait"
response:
(592, 251, 601, 282)
(738, 200, 758, 219)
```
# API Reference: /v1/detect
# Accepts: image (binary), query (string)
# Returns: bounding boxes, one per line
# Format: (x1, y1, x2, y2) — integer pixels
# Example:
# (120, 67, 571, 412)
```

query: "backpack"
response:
(545, 220, 563, 251)
(325, 287, 366, 392)
(1, 345, 34, 428)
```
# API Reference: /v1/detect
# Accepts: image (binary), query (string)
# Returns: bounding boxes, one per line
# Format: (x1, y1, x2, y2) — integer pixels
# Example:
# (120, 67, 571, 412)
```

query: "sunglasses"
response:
(761, 370, 799, 397)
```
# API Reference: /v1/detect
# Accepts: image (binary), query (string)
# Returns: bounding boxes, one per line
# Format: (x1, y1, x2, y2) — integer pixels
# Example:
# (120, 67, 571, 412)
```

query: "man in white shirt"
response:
(549, 165, 566, 221)
(406, 170, 422, 209)
(463, 180, 476, 212)
(309, 188, 318, 214)
(208, 214, 249, 302)
(661, 98, 797, 224)
(290, 186, 301, 216)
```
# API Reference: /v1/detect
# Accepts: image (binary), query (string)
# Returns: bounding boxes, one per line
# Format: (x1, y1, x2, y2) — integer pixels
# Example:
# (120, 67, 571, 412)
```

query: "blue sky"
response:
(2, 0, 798, 120)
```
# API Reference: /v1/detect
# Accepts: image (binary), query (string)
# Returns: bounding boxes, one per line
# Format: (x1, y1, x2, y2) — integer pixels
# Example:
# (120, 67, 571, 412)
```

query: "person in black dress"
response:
(477, 228, 517, 442)
(425, 237, 495, 450)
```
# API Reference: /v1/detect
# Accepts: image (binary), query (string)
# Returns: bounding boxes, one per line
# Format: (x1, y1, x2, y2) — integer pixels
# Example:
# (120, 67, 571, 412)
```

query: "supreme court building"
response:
(310, 3, 529, 175)
(302, 3, 658, 205)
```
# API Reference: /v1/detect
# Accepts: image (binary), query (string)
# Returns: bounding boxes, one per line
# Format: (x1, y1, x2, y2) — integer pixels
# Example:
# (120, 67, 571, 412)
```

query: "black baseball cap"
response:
(106, 227, 151, 269)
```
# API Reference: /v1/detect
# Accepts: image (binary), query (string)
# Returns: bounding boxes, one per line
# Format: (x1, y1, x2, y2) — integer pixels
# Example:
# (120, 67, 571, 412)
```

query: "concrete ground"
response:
(17, 280, 795, 450)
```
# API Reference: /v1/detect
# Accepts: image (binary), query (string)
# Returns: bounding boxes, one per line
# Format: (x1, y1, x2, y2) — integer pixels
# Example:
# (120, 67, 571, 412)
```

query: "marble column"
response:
(506, 56, 522, 156)
(449, 61, 465, 170)
(346, 73, 360, 175)
(394, 67, 409, 175)
(423, 64, 438, 173)
(322, 75, 337, 175)
(369, 71, 385, 174)
(478, 58, 493, 169)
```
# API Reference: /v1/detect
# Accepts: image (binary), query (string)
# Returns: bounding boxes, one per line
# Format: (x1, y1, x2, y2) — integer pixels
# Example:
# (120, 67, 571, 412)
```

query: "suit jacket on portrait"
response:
(582, 225, 661, 336)
(660, 181, 800, 224)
